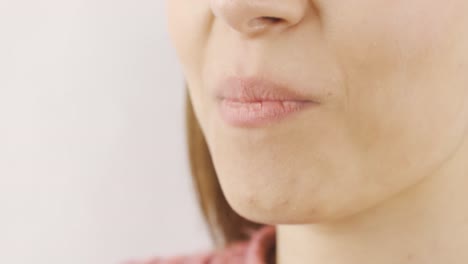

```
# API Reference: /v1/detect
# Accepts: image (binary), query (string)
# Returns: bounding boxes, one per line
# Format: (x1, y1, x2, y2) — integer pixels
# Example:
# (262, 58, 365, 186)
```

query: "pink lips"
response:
(216, 77, 318, 127)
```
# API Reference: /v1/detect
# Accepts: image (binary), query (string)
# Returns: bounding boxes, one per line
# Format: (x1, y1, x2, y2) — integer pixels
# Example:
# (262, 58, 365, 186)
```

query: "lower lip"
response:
(218, 99, 315, 127)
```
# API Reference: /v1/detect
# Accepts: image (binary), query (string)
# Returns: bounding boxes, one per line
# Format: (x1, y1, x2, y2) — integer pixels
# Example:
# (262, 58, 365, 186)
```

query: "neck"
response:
(277, 142, 468, 264)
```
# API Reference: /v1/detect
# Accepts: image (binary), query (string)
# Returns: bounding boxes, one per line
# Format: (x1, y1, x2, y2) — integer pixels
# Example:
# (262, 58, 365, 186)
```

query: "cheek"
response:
(166, 1, 212, 78)
(325, 0, 465, 79)
(325, 0, 468, 175)
(166, 2, 214, 132)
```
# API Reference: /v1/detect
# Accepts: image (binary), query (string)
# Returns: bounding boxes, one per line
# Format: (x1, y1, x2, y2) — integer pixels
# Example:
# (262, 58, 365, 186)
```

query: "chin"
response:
(218, 168, 397, 226)
(229, 198, 331, 225)
(221, 182, 339, 225)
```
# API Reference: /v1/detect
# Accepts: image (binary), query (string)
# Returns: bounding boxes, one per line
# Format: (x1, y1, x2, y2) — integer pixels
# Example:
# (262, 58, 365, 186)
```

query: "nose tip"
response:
(210, 0, 309, 36)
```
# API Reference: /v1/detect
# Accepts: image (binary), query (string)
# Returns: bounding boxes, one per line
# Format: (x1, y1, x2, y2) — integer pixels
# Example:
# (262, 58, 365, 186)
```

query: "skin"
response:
(166, 0, 468, 263)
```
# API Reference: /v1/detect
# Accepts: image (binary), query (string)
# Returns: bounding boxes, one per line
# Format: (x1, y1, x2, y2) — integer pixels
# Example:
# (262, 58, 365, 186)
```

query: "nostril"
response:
(261, 16, 283, 23)
(247, 16, 284, 29)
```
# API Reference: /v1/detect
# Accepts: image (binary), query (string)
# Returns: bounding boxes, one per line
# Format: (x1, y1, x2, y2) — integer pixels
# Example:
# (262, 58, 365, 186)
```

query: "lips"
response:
(215, 76, 319, 127)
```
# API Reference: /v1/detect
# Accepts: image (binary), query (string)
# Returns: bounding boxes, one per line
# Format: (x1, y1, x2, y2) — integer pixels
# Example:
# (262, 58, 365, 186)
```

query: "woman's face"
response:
(167, 0, 468, 223)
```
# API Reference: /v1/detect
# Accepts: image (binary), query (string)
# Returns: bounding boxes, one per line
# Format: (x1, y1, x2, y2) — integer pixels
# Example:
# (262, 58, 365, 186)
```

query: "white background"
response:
(0, 1, 211, 263)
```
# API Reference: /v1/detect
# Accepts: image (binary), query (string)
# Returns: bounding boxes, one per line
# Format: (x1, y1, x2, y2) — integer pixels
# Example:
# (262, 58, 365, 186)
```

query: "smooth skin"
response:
(167, 1, 468, 263)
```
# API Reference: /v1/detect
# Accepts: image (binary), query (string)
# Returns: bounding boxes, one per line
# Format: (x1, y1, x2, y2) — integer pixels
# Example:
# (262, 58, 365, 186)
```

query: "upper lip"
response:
(215, 76, 317, 103)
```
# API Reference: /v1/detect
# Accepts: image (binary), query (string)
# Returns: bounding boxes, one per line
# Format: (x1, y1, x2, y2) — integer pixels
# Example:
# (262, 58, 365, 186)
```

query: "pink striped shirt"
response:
(124, 225, 276, 264)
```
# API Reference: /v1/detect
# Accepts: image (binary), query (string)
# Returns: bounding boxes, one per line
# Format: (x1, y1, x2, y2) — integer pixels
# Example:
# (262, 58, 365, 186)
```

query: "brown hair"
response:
(185, 92, 263, 248)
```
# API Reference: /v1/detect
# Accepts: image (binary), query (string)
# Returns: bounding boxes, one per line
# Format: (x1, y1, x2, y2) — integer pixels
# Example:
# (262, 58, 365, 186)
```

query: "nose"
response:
(210, 0, 309, 37)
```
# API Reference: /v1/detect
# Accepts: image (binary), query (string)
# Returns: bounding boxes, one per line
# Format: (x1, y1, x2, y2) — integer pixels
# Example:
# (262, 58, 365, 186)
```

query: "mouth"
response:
(215, 76, 320, 128)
